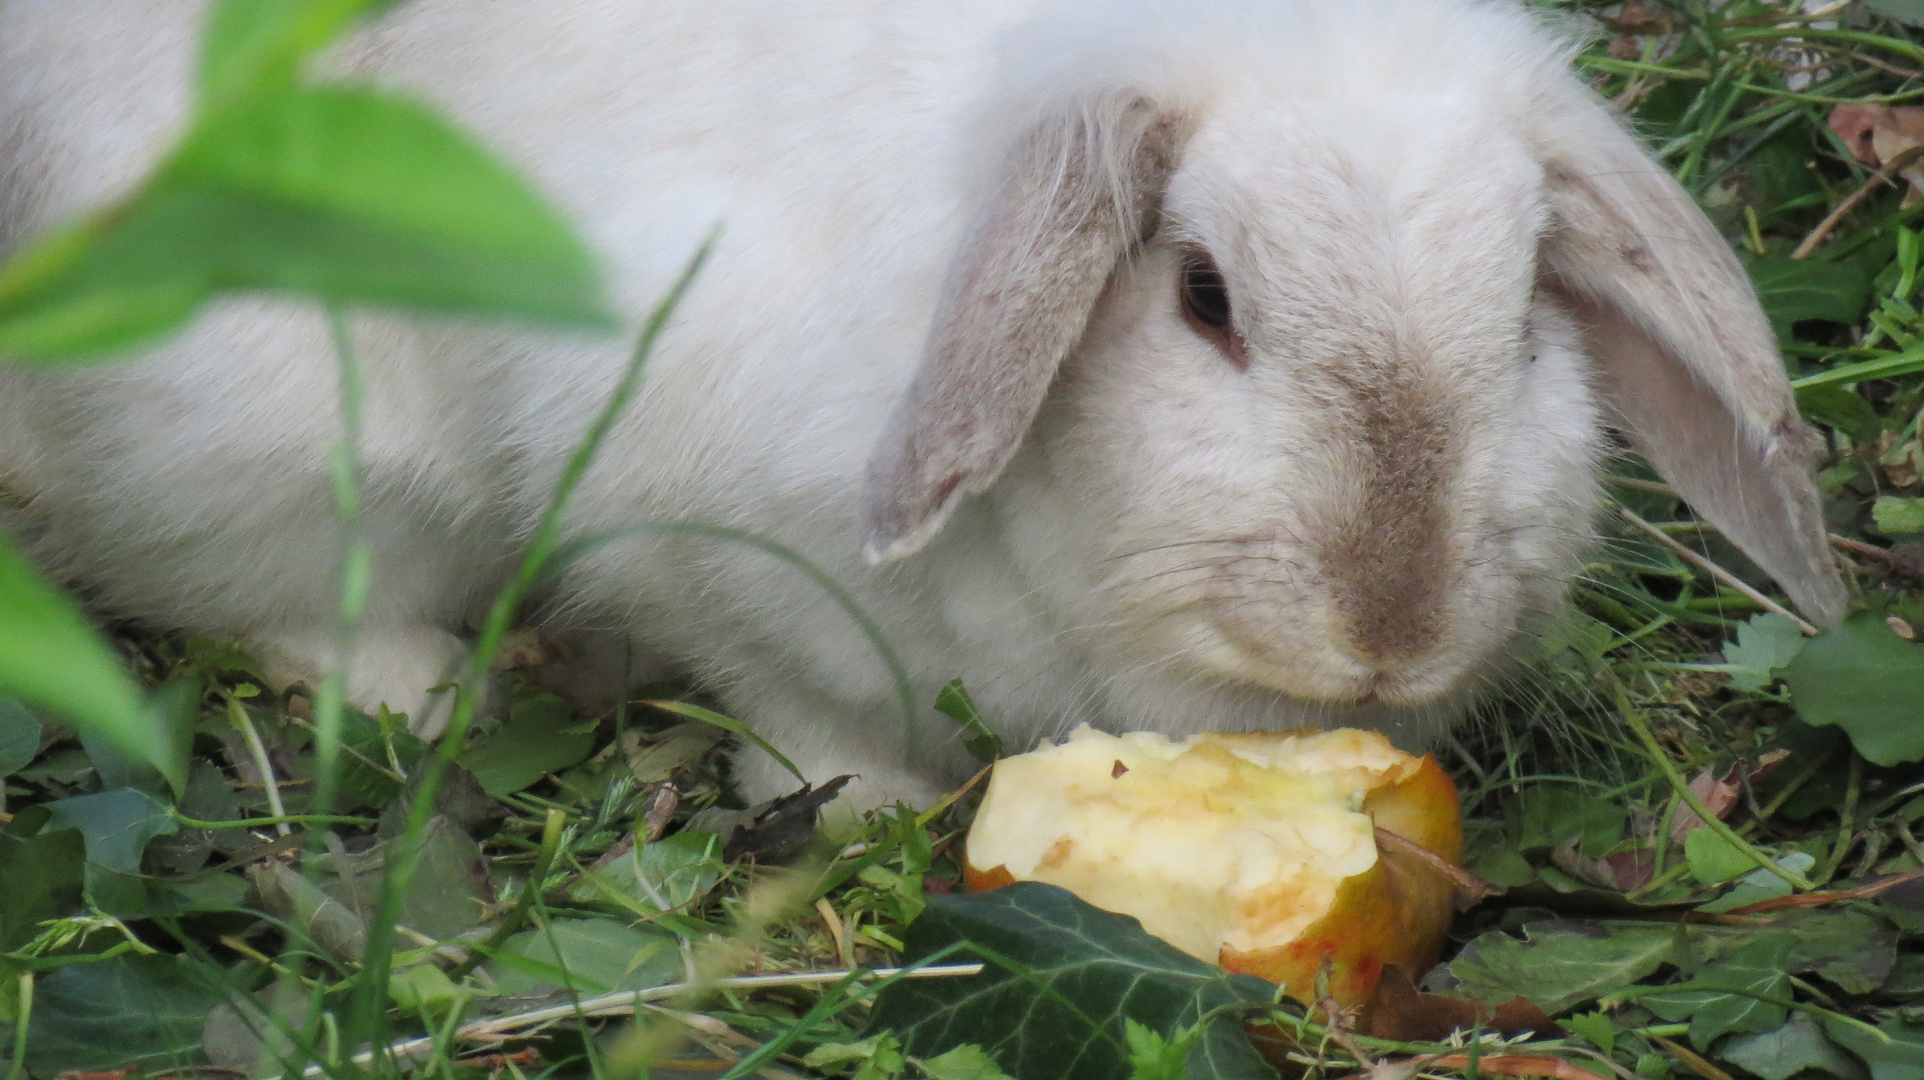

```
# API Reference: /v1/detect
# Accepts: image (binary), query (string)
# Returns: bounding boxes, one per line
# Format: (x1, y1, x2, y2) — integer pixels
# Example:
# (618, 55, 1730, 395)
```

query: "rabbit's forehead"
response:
(1167, 105, 1546, 300)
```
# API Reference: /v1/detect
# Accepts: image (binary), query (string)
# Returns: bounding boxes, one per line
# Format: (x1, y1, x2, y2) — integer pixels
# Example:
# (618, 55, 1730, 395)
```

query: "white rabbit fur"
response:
(0, 0, 1847, 808)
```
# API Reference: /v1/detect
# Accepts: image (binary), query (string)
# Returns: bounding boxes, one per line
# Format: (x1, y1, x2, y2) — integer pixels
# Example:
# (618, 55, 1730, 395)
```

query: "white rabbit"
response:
(0, 0, 1847, 809)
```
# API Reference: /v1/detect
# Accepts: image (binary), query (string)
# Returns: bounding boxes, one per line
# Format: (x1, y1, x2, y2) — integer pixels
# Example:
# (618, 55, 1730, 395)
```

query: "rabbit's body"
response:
(0, 0, 1846, 807)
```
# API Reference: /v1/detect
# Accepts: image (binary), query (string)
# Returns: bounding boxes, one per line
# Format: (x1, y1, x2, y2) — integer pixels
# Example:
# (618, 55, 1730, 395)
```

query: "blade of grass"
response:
(345, 232, 714, 1054)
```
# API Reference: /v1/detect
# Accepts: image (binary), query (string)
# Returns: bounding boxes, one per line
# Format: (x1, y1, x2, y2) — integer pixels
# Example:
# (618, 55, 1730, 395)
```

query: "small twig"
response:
(1793, 143, 1924, 259)
(300, 965, 984, 1077)
(1730, 867, 1924, 914)
(1619, 509, 1819, 635)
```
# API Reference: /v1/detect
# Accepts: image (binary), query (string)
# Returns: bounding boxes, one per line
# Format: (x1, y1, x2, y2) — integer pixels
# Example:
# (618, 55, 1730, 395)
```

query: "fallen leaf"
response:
(1366, 966, 1561, 1042)
(1827, 104, 1924, 204)
(1668, 765, 1740, 843)
(1427, 1056, 1606, 1080)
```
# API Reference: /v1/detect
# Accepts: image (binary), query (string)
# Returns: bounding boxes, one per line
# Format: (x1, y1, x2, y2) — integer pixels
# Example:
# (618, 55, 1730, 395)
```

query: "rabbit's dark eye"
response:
(1178, 252, 1246, 366)
(1181, 257, 1231, 329)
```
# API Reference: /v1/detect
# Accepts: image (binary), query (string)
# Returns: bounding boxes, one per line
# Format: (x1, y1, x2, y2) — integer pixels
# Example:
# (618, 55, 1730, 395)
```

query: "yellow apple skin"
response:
(964, 732, 1463, 1014)
(1216, 752, 1461, 1010)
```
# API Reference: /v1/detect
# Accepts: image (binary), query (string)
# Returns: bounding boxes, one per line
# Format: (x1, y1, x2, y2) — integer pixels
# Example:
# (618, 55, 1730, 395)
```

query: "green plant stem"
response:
(5, 971, 30, 1080)
(1611, 682, 1814, 891)
(447, 807, 566, 981)
(346, 236, 713, 1052)
(311, 304, 369, 826)
(228, 695, 291, 837)
(172, 811, 377, 830)
(1816, 754, 1863, 887)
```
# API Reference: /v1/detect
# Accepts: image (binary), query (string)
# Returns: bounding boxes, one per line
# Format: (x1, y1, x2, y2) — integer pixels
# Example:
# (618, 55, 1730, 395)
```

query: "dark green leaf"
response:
(0, 538, 180, 790)
(1441, 920, 1689, 1016)
(1867, 0, 1924, 28)
(868, 883, 1277, 1080)
(40, 787, 180, 914)
(24, 954, 229, 1073)
(1747, 254, 1874, 338)
(1784, 614, 1924, 765)
(1797, 384, 1884, 444)
(458, 691, 597, 795)
(485, 918, 684, 996)
(1514, 784, 1626, 859)
(0, 697, 43, 778)
(1875, 496, 1924, 535)
(0, 828, 84, 951)
(0, 88, 608, 359)
(1824, 1016, 1924, 1080)
(934, 680, 1004, 763)
(1724, 1013, 1868, 1080)
(335, 705, 427, 811)
(1641, 934, 1794, 1049)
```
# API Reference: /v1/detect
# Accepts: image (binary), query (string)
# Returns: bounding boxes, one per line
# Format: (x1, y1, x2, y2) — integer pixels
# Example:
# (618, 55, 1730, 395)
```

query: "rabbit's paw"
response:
(255, 626, 472, 739)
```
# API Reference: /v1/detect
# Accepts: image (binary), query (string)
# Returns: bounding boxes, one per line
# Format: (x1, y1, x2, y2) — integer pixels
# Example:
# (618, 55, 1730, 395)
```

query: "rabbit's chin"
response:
(1185, 624, 1491, 710)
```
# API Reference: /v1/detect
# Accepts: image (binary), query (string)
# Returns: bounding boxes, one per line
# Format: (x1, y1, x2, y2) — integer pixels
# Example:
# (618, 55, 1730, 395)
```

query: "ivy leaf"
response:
(1641, 934, 1795, 1050)
(867, 883, 1278, 1080)
(40, 787, 181, 915)
(24, 954, 229, 1074)
(1724, 1013, 1867, 1080)
(0, 697, 43, 779)
(1784, 614, 1924, 765)
(1439, 920, 1688, 1015)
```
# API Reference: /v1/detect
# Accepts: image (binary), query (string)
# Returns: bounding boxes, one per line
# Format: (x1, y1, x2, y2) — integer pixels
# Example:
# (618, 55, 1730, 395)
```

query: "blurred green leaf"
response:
(1514, 783, 1625, 859)
(199, 0, 399, 104)
(1796, 383, 1884, 444)
(934, 679, 1004, 763)
(0, 697, 43, 779)
(1685, 827, 1756, 886)
(644, 699, 805, 785)
(1747, 254, 1874, 339)
(919, 1045, 1017, 1080)
(1874, 495, 1924, 535)
(485, 918, 684, 996)
(0, 828, 85, 951)
(572, 829, 723, 912)
(0, 539, 180, 791)
(24, 955, 228, 1074)
(459, 691, 596, 795)
(0, 88, 608, 359)
(1784, 614, 1924, 765)
(1867, 0, 1924, 29)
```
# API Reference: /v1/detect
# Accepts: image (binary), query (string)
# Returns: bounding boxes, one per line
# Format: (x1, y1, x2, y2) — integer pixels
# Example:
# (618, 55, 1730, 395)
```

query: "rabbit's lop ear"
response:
(861, 98, 1187, 563)
(1533, 91, 1849, 627)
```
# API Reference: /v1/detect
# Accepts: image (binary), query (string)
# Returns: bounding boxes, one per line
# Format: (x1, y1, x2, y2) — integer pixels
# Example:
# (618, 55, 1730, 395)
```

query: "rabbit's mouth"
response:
(1202, 609, 1488, 709)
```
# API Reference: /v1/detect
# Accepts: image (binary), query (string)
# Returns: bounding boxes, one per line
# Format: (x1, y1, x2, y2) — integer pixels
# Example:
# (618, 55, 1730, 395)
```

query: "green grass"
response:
(7, 1, 1924, 1079)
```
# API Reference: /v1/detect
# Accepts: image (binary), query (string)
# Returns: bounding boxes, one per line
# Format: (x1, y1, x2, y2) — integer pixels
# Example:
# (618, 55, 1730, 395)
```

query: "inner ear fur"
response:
(1533, 89, 1848, 627)
(860, 97, 1188, 564)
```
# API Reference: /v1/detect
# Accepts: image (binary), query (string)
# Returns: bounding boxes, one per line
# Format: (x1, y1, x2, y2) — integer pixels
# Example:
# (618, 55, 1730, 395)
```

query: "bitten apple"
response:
(964, 726, 1463, 1010)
